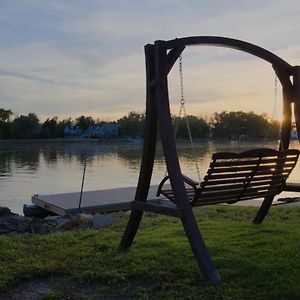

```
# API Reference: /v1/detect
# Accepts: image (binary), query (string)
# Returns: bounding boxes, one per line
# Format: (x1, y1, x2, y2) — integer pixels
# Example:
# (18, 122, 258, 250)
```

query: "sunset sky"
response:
(0, 0, 300, 121)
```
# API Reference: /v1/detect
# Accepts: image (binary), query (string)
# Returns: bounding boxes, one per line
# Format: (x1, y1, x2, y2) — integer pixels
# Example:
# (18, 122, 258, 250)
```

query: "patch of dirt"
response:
(0, 277, 131, 299)
(0, 279, 53, 300)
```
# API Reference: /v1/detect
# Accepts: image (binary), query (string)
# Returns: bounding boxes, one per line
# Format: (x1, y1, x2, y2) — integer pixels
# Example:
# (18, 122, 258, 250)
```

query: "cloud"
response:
(0, 0, 299, 121)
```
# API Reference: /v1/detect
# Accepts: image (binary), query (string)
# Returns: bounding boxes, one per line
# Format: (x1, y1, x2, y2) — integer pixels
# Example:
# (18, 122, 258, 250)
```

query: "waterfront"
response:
(1, 140, 300, 214)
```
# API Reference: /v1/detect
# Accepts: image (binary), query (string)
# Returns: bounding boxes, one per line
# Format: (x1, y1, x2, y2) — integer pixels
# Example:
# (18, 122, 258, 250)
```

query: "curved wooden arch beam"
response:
(273, 65, 294, 150)
(166, 36, 292, 71)
(293, 66, 300, 143)
(164, 36, 295, 150)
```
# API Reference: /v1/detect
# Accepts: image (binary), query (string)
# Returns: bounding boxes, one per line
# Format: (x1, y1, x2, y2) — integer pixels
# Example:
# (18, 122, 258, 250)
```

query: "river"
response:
(0, 140, 299, 214)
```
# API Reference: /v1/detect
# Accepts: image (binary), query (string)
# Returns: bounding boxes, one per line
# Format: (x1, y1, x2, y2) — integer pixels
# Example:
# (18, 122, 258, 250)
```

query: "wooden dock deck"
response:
(32, 186, 165, 215)
(31, 183, 300, 216)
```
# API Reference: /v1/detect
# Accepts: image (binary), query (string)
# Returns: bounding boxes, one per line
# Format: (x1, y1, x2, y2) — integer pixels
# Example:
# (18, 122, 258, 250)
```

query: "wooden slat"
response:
(161, 189, 195, 196)
(194, 199, 238, 206)
(208, 163, 295, 174)
(194, 190, 279, 206)
(200, 186, 280, 199)
(193, 190, 282, 206)
(202, 174, 286, 186)
(211, 156, 297, 167)
(205, 169, 290, 180)
(199, 189, 243, 198)
(202, 179, 283, 192)
(212, 148, 298, 160)
(241, 189, 280, 198)
(200, 184, 282, 198)
(201, 175, 282, 187)
(198, 186, 280, 200)
(195, 194, 240, 203)
(193, 195, 260, 206)
(212, 149, 277, 160)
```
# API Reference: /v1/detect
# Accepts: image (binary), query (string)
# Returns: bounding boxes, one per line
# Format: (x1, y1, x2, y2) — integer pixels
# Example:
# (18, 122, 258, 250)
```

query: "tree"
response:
(41, 117, 58, 138)
(173, 115, 209, 139)
(0, 108, 12, 122)
(267, 119, 281, 139)
(75, 116, 95, 131)
(56, 118, 73, 138)
(12, 113, 40, 139)
(210, 111, 280, 139)
(117, 111, 145, 137)
(210, 111, 246, 139)
(0, 108, 13, 139)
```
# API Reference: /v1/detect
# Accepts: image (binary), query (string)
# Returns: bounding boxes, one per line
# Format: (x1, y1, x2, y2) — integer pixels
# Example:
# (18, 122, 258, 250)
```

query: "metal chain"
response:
(273, 74, 278, 120)
(165, 54, 202, 183)
(263, 72, 279, 146)
(182, 103, 202, 184)
(179, 54, 185, 106)
(273, 74, 283, 147)
(78, 127, 92, 211)
(172, 55, 185, 138)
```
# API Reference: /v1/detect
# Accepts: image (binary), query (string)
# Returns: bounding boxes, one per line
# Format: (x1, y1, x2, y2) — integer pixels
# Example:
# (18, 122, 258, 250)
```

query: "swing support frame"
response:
(120, 36, 300, 284)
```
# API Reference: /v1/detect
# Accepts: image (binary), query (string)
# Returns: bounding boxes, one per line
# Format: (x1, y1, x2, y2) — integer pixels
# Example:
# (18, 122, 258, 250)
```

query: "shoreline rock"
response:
(0, 207, 118, 235)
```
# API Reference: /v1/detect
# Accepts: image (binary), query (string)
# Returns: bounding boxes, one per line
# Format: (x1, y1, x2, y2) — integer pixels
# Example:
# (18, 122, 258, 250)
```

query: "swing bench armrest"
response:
(182, 174, 199, 186)
(156, 174, 199, 201)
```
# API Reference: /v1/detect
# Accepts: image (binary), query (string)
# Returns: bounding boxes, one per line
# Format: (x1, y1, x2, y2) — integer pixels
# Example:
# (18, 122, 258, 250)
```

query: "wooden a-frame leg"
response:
(153, 40, 221, 284)
(253, 196, 275, 224)
(121, 202, 222, 284)
(120, 43, 157, 251)
(120, 210, 143, 250)
(179, 206, 222, 284)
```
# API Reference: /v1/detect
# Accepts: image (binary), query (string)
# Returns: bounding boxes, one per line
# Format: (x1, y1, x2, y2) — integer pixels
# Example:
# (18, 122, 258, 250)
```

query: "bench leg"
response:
(253, 196, 274, 224)
(120, 210, 143, 250)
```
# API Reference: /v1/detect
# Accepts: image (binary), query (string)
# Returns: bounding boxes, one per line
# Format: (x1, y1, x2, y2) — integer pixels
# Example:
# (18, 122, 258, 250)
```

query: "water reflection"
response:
(0, 150, 13, 177)
(0, 140, 299, 214)
(0, 140, 297, 178)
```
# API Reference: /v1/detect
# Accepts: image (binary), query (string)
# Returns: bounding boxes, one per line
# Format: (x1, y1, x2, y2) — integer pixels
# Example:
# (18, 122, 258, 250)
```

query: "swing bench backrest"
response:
(157, 148, 299, 206)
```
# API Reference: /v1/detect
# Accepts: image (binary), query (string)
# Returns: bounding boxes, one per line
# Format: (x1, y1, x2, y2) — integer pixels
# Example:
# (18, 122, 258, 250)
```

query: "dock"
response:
(31, 183, 300, 216)
(32, 185, 165, 215)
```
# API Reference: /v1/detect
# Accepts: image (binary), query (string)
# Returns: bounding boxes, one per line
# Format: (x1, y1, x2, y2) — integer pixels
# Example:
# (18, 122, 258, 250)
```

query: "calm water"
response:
(1, 140, 299, 214)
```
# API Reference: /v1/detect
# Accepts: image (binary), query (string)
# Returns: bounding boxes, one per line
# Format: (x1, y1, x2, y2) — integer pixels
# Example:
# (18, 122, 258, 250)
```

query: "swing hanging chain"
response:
(172, 55, 185, 139)
(273, 74, 284, 148)
(79, 127, 92, 210)
(263, 72, 279, 147)
(179, 54, 185, 106)
(182, 104, 202, 184)
(167, 54, 202, 183)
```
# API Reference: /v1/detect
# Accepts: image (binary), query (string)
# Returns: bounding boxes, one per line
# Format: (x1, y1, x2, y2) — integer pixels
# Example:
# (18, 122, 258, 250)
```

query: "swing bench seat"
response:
(157, 148, 299, 207)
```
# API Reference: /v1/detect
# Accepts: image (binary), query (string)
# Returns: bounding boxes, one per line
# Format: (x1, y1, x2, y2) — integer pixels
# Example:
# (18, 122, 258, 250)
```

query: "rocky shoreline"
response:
(0, 206, 118, 235)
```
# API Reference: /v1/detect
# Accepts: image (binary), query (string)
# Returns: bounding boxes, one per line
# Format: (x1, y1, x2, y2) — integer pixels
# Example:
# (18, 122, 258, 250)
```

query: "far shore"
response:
(0, 137, 284, 145)
(0, 137, 142, 144)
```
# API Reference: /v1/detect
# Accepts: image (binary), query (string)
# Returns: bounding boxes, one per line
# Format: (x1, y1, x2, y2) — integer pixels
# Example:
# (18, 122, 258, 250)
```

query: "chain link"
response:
(165, 54, 202, 183)
(273, 75, 278, 120)
(263, 72, 279, 147)
(179, 55, 185, 105)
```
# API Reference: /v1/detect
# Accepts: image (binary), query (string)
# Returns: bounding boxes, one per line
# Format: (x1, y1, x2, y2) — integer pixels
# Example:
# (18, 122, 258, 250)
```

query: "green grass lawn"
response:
(0, 205, 300, 299)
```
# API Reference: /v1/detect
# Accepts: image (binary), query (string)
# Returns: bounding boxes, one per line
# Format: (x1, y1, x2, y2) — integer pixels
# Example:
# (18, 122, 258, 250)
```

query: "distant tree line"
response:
(0, 108, 280, 140)
(210, 111, 280, 140)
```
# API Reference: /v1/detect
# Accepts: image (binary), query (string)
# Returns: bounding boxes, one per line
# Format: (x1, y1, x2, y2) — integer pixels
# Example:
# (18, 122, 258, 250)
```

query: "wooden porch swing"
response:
(157, 148, 299, 208)
(120, 36, 300, 284)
